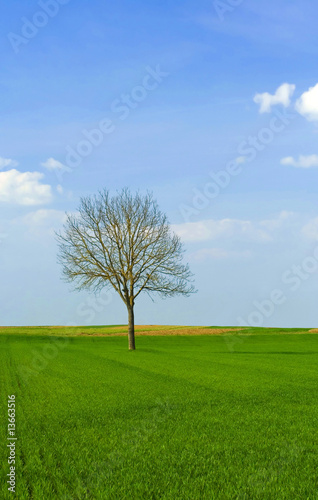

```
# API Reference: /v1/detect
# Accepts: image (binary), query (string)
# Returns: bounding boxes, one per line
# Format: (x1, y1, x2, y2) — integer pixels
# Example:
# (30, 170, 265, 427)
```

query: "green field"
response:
(1, 327, 318, 499)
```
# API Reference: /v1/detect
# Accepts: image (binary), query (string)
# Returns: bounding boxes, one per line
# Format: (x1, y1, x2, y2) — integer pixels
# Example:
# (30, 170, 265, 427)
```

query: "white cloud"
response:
(0, 157, 18, 170)
(173, 212, 295, 244)
(189, 248, 252, 262)
(21, 209, 65, 225)
(254, 83, 295, 113)
(295, 83, 318, 121)
(57, 184, 63, 194)
(259, 211, 294, 231)
(41, 157, 70, 172)
(172, 218, 271, 243)
(302, 218, 318, 241)
(17, 209, 67, 236)
(0, 169, 52, 205)
(281, 155, 318, 168)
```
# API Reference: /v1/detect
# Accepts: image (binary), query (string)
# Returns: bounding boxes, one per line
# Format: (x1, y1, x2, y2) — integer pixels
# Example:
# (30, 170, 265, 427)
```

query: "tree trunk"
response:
(127, 304, 135, 351)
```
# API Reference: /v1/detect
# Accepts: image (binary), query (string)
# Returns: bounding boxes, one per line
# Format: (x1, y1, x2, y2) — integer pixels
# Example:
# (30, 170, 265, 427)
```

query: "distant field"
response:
(1, 328, 318, 498)
(0, 324, 316, 336)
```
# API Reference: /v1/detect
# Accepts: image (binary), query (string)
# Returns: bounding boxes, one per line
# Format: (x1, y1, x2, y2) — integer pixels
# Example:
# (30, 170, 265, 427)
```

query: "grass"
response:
(1, 327, 318, 499)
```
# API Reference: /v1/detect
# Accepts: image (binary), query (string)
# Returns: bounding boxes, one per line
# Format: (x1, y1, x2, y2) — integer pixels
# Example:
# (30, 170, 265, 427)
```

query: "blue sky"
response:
(1, 0, 318, 327)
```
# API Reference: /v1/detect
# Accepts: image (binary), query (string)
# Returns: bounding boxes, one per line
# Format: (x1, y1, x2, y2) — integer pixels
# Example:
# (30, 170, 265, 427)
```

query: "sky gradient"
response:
(1, 0, 318, 328)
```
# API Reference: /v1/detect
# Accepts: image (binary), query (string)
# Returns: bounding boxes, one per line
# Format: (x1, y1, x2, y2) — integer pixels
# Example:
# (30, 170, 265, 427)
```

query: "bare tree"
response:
(56, 188, 196, 350)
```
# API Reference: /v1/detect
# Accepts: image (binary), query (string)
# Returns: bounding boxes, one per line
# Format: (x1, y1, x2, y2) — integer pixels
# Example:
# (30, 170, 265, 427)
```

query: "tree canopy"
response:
(56, 188, 196, 349)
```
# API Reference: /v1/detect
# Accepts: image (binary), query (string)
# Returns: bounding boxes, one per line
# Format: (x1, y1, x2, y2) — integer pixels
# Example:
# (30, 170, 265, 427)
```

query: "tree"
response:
(56, 188, 196, 350)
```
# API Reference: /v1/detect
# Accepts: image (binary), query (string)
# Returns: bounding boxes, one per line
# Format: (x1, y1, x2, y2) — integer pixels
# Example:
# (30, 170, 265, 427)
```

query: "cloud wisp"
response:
(254, 83, 295, 113)
(0, 157, 18, 170)
(172, 212, 293, 244)
(281, 154, 318, 168)
(41, 157, 70, 172)
(189, 248, 251, 262)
